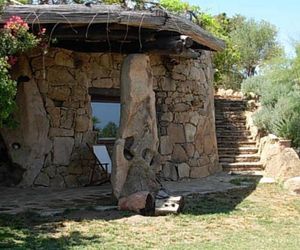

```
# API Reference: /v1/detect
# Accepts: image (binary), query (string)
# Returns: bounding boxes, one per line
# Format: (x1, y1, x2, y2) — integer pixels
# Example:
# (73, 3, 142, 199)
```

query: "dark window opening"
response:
(89, 88, 121, 142)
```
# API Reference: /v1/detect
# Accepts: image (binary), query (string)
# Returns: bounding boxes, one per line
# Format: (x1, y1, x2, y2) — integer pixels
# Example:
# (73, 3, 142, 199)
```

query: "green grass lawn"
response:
(1, 183, 300, 250)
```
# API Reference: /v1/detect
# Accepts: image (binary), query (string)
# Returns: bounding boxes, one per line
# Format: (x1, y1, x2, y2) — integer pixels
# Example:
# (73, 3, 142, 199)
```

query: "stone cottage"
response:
(0, 4, 225, 194)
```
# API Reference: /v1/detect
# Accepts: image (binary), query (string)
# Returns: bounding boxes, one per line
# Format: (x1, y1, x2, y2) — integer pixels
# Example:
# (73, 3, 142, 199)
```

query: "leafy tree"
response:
(212, 14, 244, 90)
(100, 122, 118, 138)
(92, 116, 101, 128)
(231, 19, 282, 77)
(160, 0, 195, 13)
(160, 0, 220, 30)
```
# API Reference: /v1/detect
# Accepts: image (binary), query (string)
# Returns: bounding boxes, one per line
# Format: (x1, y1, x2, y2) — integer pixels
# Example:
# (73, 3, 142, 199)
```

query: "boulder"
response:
(0, 56, 51, 187)
(111, 54, 160, 200)
(284, 177, 300, 195)
(261, 135, 300, 181)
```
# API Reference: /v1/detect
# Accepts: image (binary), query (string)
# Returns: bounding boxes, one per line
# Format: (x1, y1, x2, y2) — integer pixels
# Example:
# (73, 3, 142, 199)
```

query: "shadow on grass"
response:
(182, 175, 262, 215)
(0, 175, 263, 248)
(0, 212, 104, 250)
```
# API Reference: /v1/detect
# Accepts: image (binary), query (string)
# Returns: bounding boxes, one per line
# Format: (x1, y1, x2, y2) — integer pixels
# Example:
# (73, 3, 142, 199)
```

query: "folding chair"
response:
(86, 143, 111, 186)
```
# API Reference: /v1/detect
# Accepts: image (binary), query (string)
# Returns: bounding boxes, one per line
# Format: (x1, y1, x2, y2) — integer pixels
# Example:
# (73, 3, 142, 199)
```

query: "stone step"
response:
(215, 107, 245, 112)
(215, 106, 245, 111)
(214, 100, 246, 106)
(218, 143, 254, 148)
(215, 100, 245, 105)
(218, 141, 256, 147)
(227, 170, 265, 176)
(217, 135, 253, 142)
(215, 111, 245, 115)
(217, 130, 249, 135)
(217, 131, 251, 136)
(218, 147, 258, 154)
(216, 120, 246, 127)
(216, 123, 247, 131)
(215, 114, 246, 120)
(216, 125, 248, 130)
(217, 134, 252, 138)
(215, 113, 246, 117)
(222, 162, 264, 171)
(215, 116, 246, 121)
(219, 154, 260, 163)
(214, 96, 243, 100)
(217, 133, 251, 138)
(215, 96, 262, 172)
(216, 119, 246, 124)
(216, 119, 245, 124)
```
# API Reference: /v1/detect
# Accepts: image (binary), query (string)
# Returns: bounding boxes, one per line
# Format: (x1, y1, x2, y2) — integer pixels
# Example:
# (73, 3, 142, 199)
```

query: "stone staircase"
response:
(214, 96, 263, 172)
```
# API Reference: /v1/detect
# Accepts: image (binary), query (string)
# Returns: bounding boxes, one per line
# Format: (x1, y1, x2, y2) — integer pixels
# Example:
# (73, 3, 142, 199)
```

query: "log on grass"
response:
(118, 191, 155, 216)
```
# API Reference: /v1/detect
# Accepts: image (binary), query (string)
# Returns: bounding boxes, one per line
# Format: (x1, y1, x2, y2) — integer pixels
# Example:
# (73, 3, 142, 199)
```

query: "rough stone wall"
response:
(1, 48, 219, 187)
(31, 49, 125, 187)
(151, 52, 220, 180)
(1, 48, 125, 188)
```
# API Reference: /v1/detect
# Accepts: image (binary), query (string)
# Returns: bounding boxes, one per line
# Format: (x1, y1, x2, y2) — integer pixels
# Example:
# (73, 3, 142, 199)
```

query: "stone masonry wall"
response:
(29, 49, 125, 187)
(1, 48, 219, 187)
(151, 52, 220, 180)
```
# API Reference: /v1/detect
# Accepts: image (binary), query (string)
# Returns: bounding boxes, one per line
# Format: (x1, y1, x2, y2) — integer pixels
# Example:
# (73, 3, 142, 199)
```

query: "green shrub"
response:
(241, 74, 265, 95)
(253, 106, 273, 132)
(242, 46, 300, 147)
(0, 58, 17, 127)
(270, 94, 300, 140)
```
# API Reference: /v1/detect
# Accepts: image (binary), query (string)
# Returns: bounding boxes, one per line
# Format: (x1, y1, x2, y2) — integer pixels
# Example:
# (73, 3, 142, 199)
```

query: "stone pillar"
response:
(111, 54, 160, 201)
(0, 56, 52, 186)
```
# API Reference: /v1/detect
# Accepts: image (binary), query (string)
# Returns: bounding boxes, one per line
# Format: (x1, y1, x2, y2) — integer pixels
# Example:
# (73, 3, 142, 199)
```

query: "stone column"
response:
(0, 55, 52, 186)
(111, 54, 160, 203)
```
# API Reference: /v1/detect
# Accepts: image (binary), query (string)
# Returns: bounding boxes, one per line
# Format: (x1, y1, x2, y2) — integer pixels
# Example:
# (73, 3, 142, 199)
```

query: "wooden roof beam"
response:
(0, 4, 225, 51)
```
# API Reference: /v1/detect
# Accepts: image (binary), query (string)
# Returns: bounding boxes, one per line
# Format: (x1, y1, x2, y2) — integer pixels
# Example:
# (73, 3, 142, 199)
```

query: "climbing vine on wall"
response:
(0, 16, 40, 128)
